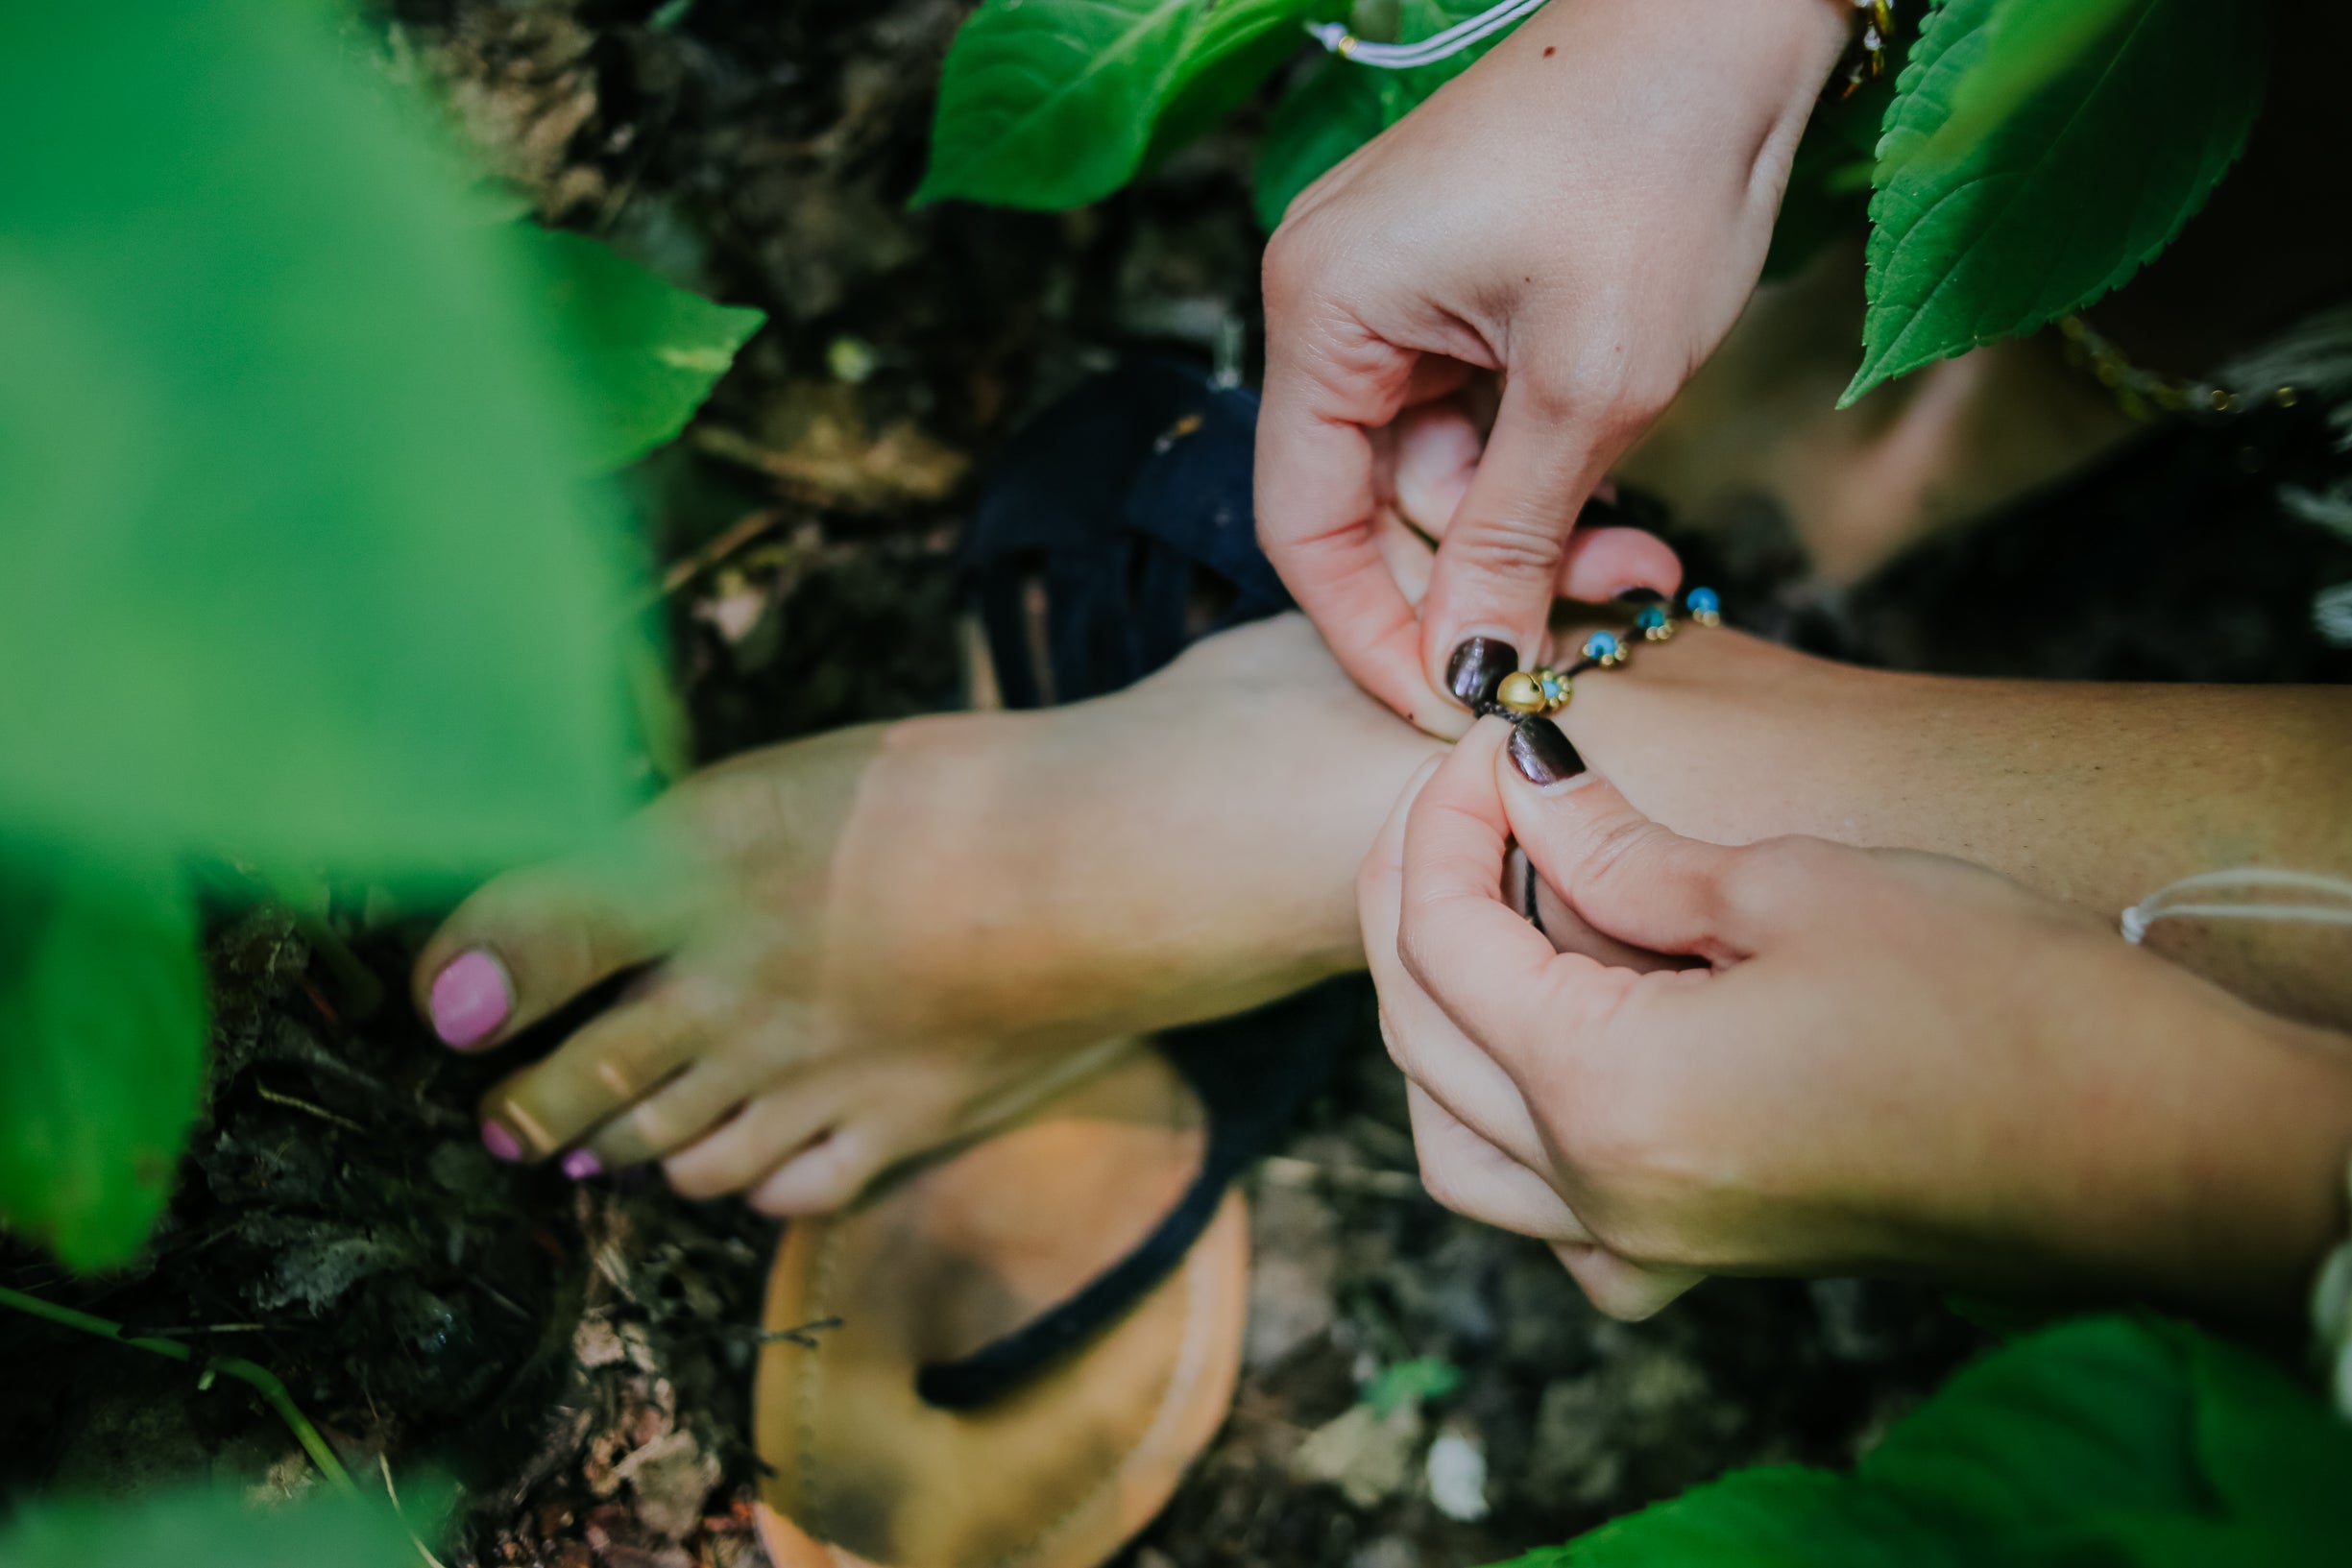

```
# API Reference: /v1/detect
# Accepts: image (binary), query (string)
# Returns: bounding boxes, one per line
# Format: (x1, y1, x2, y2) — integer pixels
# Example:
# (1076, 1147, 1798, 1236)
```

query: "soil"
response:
(4, 3, 2348, 1567)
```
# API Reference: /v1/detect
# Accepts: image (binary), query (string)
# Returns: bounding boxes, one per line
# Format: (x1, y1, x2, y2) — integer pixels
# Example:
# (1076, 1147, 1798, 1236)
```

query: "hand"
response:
(1256, 0, 1846, 730)
(1364, 718, 2352, 1319)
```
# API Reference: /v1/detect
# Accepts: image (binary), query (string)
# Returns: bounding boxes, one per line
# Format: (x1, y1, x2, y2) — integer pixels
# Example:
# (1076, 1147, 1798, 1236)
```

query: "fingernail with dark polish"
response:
(1508, 718, 1588, 786)
(481, 1120, 524, 1164)
(561, 1147, 602, 1180)
(1612, 585, 1665, 606)
(1445, 637, 1518, 711)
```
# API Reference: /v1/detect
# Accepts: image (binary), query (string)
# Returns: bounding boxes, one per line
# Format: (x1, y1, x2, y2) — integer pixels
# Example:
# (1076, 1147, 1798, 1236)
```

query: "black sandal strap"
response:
(914, 978, 1361, 1411)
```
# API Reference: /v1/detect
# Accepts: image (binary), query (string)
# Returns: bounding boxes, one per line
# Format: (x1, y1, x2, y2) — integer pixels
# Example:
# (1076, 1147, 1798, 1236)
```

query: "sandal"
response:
(755, 360, 1359, 1568)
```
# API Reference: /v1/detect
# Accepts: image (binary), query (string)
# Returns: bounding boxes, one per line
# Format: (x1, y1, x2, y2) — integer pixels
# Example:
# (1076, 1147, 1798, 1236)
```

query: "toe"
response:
(476, 990, 702, 1162)
(745, 1123, 888, 1217)
(576, 1060, 761, 1173)
(415, 858, 670, 1051)
(661, 1085, 846, 1201)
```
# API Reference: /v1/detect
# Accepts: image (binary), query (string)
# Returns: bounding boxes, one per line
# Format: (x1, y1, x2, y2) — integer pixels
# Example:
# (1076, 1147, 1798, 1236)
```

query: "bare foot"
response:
(410, 616, 1407, 1213)
(412, 517, 1684, 1214)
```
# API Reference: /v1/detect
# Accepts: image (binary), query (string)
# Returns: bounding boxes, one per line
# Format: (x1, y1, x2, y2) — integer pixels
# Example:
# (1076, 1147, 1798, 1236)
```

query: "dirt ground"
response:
(4, 3, 2348, 1566)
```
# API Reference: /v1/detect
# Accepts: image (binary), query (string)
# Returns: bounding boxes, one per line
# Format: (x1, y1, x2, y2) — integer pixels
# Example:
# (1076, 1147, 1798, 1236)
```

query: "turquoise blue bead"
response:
(1583, 630, 1620, 661)
(1685, 587, 1721, 616)
(1635, 605, 1668, 631)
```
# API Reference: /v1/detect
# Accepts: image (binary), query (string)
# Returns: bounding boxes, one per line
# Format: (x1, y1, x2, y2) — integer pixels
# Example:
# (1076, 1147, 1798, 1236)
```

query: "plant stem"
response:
(0, 1283, 357, 1496)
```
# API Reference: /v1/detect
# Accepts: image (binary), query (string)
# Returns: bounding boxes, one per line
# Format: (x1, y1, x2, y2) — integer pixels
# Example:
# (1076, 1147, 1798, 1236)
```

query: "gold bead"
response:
(1494, 670, 1544, 715)
(2276, 386, 2300, 408)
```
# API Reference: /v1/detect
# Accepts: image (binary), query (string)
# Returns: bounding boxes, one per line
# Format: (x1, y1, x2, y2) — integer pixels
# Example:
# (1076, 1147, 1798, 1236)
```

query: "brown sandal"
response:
(754, 1044, 1249, 1568)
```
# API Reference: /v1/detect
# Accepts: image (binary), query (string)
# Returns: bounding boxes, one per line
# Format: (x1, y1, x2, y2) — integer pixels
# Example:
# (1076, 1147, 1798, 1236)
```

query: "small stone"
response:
(1426, 1429, 1491, 1522)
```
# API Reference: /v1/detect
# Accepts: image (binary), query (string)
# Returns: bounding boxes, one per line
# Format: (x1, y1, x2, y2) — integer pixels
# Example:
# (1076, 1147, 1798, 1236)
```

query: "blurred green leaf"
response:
(511, 228, 764, 472)
(0, 0, 639, 881)
(1254, 55, 1389, 229)
(1370, 0, 1515, 125)
(0, 1484, 423, 1568)
(0, 850, 204, 1271)
(1496, 1315, 2351, 1568)
(1842, 0, 2265, 404)
(1365, 1355, 1463, 1416)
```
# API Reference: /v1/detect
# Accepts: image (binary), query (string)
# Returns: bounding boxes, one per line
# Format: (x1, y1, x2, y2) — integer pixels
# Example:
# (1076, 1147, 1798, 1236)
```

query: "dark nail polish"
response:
(1445, 637, 1518, 711)
(1578, 495, 1625, 527)
(1508, 718, 1587, 786)
(1612, 586, 1665, 606)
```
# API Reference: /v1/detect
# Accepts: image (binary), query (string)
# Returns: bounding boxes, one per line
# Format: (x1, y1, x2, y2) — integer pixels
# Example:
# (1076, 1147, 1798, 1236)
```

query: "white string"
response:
(2120, 867, 2352, 945)
(1304, 0, 1551, 70)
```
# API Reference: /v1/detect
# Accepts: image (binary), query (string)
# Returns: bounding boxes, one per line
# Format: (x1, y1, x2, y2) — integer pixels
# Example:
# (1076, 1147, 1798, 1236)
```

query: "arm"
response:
(890, 615, 2352, 1040)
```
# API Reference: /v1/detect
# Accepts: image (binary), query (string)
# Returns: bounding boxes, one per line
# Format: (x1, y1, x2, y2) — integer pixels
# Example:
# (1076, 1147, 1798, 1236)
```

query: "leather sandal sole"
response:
(755, 1048, 1248, 1568)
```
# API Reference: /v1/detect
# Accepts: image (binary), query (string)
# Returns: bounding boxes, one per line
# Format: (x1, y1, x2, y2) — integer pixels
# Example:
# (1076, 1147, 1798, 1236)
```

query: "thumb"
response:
(1419, 376, 1602, 712)
(1496, 716, 1757, 965)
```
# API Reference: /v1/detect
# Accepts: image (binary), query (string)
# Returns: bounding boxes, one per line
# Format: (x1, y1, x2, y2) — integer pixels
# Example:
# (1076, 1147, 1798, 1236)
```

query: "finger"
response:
(1498, 719, 1755, 963)
(1418, 374, 1604, 703)
(1380, 512, 1682, 624)
(415, 860, 670, 1051)
(1255, 316, 1442, 726)
(1549, 1242, 1709, 1322)
(1406, 1084, 1589, 1242)
(1509, 845, 1696, 973)
(475, 990, 703, 1162)
(1392, 399, 1483, 537)
(1361, 755, 1552, 1165)
(1395, 719, 1641, 1072)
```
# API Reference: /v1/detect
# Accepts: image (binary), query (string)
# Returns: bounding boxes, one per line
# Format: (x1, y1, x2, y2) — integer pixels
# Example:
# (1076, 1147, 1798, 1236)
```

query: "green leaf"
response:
(920, 0, 1325, 210)
(1149, 0, 1341, 167)
(1841, 0, 2267, 405)
(1371, 0, 1520, 126)
(0, 850, 205, 1271)
(1927, 0, 2140, 159)
(1364, 1355, 1464, 1417)
(917, 0, 1211, 209)
(0, 0, 639, 880)
(0, 1484, 422, 1568)
(511, 228, 765, 473)
(1254, 55, 1389, 229)
(1507, 1316, 2352, 1568)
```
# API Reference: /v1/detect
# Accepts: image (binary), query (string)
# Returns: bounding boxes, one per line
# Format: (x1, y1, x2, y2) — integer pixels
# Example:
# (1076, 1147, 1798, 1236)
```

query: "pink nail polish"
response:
(481, 1120, 524, 1163)
(431, 951, 512, 1049)
(561, 1147, 602, 1180)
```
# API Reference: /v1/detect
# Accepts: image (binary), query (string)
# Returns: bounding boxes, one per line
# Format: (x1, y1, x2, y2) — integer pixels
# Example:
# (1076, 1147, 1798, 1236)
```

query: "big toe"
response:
(414, 859, 668, 1051)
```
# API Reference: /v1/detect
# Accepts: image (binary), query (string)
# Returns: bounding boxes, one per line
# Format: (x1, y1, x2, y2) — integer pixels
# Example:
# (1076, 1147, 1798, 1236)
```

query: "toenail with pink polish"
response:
(481, 1119, 524, 1163)
(431, 951, 512, 1049)
(561, 1147, 603, 1180)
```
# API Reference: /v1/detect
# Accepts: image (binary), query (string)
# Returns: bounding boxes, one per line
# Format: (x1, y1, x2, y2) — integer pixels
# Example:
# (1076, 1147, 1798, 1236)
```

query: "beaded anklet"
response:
(1484, 586, 1720, 720)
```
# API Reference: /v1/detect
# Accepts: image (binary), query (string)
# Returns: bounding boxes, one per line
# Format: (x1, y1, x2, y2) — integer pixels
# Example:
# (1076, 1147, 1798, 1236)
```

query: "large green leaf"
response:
(513, 228, 765, 473)
(1841, 0, 2267, 405)
(0, 1484, 422, 1568)
(919, 0, 1213, 209)
(0, 851, 205, 1271)
(1254, 55, 1389, 229)
(919, 0, 1334, 210)
(0, 0, 638, 880)
(1496, 1315, 2348, 1568)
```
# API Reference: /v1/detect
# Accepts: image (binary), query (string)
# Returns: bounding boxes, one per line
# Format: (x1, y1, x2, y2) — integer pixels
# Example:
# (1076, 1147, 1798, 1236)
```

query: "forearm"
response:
(1561, 630, 2352, 1023)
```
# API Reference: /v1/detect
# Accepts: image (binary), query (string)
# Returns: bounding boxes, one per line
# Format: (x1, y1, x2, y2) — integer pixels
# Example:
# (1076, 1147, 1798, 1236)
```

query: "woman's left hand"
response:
(1361, 719, 2352, 1320)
